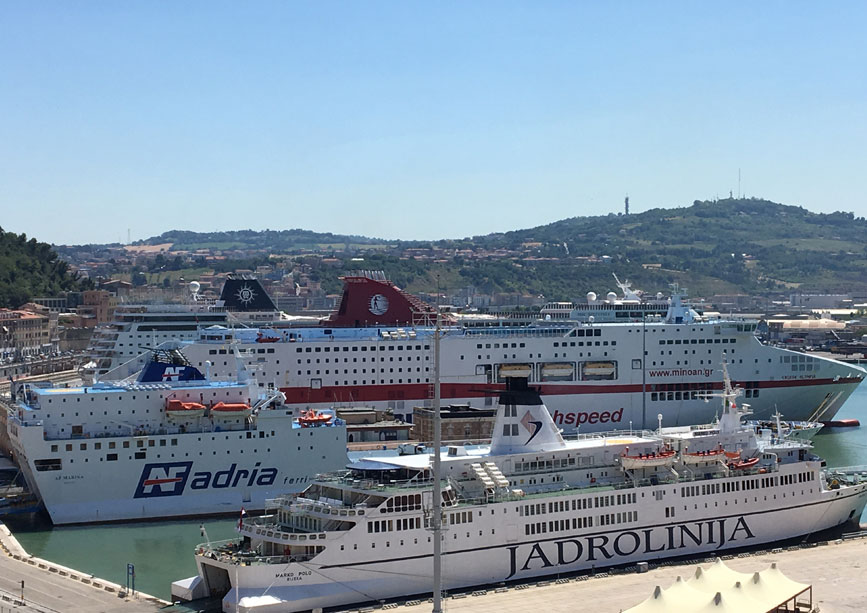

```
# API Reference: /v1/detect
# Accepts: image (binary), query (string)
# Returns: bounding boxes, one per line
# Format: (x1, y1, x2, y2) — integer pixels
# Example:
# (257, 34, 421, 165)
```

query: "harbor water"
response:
(5, 383, 867, 601)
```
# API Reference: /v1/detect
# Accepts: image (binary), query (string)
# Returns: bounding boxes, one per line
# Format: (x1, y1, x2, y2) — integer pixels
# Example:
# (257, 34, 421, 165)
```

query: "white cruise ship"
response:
(171, 367, 867, 612)
(6, 347, 347, 525)
(165, 272, 864, 432)
(86, 275, 290, 378)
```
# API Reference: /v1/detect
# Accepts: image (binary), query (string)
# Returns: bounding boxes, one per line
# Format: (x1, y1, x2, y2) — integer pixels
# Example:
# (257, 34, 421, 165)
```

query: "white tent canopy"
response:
(624, 558, 812, 613)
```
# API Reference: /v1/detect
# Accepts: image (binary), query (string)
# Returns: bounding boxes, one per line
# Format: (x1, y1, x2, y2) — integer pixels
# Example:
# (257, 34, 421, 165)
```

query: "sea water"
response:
(6, 384, 867, 600)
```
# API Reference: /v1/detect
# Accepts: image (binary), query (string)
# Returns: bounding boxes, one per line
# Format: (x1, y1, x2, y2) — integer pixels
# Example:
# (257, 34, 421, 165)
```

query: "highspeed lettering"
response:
(551, 408, 623, 426)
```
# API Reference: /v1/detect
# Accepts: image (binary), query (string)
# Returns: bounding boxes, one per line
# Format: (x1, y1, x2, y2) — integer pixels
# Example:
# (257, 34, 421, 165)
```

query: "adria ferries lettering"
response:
(506, 517, 755, 579)
(134, 462, 278, 498)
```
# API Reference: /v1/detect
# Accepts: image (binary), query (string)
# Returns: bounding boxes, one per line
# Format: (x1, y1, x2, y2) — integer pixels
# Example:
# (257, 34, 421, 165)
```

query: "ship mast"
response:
(432, 291, 443, 613)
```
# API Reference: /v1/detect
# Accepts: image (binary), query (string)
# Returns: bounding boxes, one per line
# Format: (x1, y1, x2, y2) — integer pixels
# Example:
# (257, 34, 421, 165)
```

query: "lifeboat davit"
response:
(680, 447, 726, 465)
(165, 399, 206, 419)
(299, 409, 333, 427)
(620, 447, 676, 470)
(728, 457, 760, 471)
(210, 402, 252, 418)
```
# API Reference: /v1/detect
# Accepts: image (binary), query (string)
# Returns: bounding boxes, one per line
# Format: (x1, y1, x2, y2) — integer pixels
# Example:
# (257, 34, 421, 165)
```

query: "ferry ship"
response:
(6, 347, 347, 525)
(171, 366, 867, 612)
(164, 271, 865, 432)
(540, 274, 673, 323)
(86, 275, 294, 378)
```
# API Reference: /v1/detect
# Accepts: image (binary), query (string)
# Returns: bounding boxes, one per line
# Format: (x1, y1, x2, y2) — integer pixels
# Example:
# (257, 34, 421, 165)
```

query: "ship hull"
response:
(9, 418, 347, 525)
(193, 480, 867, 612)
(179, 326, 865, 432)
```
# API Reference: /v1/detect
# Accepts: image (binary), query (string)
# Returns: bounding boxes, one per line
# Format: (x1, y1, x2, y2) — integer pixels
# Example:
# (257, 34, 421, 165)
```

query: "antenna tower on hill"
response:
(625, 195, 630, 215)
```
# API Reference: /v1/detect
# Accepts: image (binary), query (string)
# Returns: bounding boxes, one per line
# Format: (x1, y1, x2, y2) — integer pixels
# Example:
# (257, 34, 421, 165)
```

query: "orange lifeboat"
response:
(210, 402, 252, 418)
(166, 399, 206, 419)
(728, 457, 760, 471)
(299, 409, 333, 427)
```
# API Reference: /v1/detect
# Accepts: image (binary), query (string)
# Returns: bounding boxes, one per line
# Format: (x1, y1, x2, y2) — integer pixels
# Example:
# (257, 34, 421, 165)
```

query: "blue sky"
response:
(2, 2, 866, 245)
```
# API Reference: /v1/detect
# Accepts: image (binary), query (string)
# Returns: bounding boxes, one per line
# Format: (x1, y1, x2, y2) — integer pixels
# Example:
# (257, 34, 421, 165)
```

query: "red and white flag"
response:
(238, 507, 247, 531)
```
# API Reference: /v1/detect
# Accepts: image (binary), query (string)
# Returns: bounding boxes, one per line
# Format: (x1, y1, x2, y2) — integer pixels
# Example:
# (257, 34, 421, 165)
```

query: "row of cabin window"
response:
(51, 438, 179, 452)
(296, 345, 430, 353)
(524, 513, 637, 536)
(368, 517, 422, 533)
(296, 356, 426, 364)
(519, 493, 636, 518)
(209, 348, 275, 354)
(514, 457, 578, 472)
(383, 494, 423, 513)
(659, 338, 737, 345)
(651, 390, 736, 401)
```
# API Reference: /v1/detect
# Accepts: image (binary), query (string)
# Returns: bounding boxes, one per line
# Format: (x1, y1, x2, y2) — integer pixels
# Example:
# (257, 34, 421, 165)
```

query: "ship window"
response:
(106, 454, 117, 461)
(35, 459, 62, 471)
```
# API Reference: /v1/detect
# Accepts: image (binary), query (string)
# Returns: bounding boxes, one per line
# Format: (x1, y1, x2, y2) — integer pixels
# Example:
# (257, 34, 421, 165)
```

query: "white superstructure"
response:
(6, 347, 347, 525)
(86, 275, 291, 378)
(172, 369, 867, 613)
(171, 274, 864, 432)
(93, 273, 866, 431)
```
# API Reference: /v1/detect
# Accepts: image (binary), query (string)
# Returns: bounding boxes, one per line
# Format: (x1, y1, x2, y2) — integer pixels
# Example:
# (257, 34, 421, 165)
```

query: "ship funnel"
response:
(488, 378, 566, 455)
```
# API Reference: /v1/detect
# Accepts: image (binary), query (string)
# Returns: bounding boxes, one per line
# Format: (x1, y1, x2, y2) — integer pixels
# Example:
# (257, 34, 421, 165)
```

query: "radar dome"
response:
(587, 292, 597, 302)
(656, 292, 663, 300)
(606, 291, 617, 303)
(189, 281, 201, 294)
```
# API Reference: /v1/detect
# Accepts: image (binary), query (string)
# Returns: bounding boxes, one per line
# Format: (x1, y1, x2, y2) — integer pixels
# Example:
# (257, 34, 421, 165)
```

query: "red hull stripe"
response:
(280, 377, 857, 405)
(143, 478, 184, 486)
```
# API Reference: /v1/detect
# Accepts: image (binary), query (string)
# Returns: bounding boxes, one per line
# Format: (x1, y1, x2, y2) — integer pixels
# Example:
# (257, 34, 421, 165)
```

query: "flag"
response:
(238, 507, 247, 531)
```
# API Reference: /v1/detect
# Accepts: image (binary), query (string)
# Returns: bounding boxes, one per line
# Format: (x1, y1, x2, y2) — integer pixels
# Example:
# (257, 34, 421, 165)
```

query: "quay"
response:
(0, 522, 167, 613)
(366, 534, 867, 613)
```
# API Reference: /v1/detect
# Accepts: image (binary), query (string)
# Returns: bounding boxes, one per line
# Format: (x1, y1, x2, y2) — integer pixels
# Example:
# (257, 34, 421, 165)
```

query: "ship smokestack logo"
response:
(235, 284, 257, 305)
(520, 410, 543, 444)
(162, 366, 183, 381)
(369, 294, 389, 316)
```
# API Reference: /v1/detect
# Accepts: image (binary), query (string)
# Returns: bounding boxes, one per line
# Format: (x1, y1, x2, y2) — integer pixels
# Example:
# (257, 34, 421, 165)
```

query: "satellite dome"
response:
(606, 291, 617, 303)
(586, 291, 597, 302)
(656, 292, 663, 300)
(189, 281, 201, 294)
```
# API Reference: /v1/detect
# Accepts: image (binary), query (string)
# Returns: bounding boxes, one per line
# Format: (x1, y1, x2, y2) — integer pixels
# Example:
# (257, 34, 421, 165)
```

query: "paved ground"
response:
(394, 537, 867, 613)
(0, 523, 165, 613)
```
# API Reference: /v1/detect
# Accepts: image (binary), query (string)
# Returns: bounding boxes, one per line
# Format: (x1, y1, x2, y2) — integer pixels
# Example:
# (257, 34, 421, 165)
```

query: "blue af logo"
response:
(133, 462, 193, 498)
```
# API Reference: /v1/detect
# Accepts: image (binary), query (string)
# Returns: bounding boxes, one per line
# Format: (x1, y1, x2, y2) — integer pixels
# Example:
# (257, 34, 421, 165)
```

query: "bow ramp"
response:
(489, 377, 567, 456)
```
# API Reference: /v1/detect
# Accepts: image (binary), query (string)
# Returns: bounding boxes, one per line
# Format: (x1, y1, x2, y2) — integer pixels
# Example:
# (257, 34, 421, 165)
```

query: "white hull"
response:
(176, 326, 864, 432)
(189, 470, 867, 612)
(9, 416, 347, 525)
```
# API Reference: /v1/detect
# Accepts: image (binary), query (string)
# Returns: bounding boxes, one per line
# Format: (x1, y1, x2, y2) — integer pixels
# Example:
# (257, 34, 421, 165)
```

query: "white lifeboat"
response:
(620, 447, 676, 470)
(499, 364, 533, 378)
(582, 362, 616, 377)
(541, 363, 574, 379)
(679, 447, 726, 465)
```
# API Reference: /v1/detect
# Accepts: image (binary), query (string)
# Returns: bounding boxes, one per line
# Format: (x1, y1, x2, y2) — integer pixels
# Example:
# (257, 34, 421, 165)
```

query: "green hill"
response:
(120, 198, 867, 299)
(0, 228, 89, 308)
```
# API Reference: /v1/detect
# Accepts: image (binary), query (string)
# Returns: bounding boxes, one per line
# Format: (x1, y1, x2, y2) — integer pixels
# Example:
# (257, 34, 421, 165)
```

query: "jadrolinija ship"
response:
(6, 346, 347, 525)
(171, 365, 867, 612)
(164, 271, 865, 431)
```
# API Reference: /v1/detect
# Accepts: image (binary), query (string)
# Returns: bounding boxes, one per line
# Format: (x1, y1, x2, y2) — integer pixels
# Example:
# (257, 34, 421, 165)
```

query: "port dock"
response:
(370, 534, 867, 613)
(0, 522, 167, 613)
